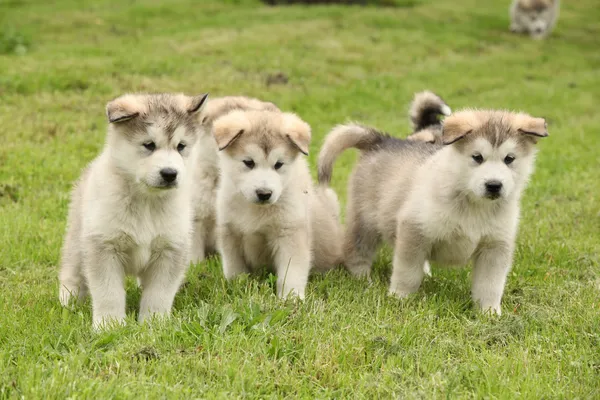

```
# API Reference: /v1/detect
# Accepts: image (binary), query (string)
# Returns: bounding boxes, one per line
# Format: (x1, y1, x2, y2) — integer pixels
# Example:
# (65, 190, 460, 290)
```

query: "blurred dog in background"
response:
(510, 0, 560, 39)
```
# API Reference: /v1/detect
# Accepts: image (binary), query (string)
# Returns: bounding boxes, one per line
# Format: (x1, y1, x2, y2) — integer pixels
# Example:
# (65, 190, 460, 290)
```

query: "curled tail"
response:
(317, 123, 386, 185)
(409, 91, 452, 132)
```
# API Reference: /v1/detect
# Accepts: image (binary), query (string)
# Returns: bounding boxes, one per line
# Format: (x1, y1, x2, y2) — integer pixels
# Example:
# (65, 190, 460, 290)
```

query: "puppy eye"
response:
(274, 161, 284, 170)
(243, 159, 255, 169)
(143, 142, 156, 152)
(472, 153, 484, 164)
(504, 155, 516, 165)
(177, 142, 186, 153)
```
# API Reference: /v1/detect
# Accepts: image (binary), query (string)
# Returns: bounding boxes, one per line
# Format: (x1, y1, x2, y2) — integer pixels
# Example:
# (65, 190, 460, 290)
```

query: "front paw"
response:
(388, 286, 416, 299)
(477, 302, 502, 316)
(138, 310, 170, 324)
(278, 286, 305, 301)
(59, 285, 88, 307)
(222, 261, 248, 280)
(93, 314, 126, 331)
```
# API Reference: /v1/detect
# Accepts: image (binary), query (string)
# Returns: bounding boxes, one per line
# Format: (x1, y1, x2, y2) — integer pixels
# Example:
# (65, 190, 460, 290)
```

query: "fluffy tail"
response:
(409, 91, 452, 132)
(317, 123, 385, 185)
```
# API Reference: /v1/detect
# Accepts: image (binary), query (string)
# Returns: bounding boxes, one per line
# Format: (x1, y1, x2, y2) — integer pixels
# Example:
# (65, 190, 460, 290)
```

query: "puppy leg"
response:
(59, 236, 88, 306)
(218, 224, 248, 279)
(389, 220, 428, 298)
(191, 219, 206, 264)
(423, 260, 432, 277)
(84, 241, 127, 329)
(273, 230, 311, 300)
(471, 240, 513, 316)
(138, 243, 188, 323)
(510, 23, 523, 33)
(344, 209, 379, 278)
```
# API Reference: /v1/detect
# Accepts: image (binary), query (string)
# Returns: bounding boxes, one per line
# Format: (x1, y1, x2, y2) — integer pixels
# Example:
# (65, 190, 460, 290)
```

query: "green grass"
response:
(1, 0, 599, 397)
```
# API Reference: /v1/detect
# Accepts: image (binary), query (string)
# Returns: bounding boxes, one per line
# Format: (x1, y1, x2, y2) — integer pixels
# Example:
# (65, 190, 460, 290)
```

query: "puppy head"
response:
(213, 110, 310, 205)
(442, 110, 547, 202)
(106, 93, 208, 192)
(197, 96, 279, 136)
(515, 0, 555, 38)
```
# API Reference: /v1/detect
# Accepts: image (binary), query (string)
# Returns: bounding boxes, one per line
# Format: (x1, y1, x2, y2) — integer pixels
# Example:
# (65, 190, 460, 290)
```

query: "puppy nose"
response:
(256, 188, 272, 202)
(535, 28, 543, 33)
(160, 168, 178, 183)
(485, 180, 503, 194)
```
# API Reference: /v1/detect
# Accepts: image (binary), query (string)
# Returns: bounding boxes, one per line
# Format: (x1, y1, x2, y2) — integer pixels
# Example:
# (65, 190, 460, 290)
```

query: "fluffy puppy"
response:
(318, 110, 548, 314)
(59, 93, 208, 329)
(510, 0, 560, 39)
(213, 110, 342, 299)
(406, 91, 452, 144)
(190, 96, 279, 263)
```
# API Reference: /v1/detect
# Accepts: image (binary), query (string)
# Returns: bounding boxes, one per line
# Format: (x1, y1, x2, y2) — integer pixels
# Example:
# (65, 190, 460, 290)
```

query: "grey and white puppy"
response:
(59, 93, 208, 329)
(510, 0, 560, 39)
(213, 109, 343, 299)
(190, 96, 280, 263)
(318, 109, 548, 314)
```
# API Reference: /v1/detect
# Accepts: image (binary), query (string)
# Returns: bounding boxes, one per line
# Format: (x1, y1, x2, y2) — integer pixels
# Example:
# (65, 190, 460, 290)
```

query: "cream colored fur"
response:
(190, 96, 279, 263)
(59, 93, 208, 329)
(318, 110, 548, 315)
(214, 110, 342, 299)
(510, 0, 560, 39)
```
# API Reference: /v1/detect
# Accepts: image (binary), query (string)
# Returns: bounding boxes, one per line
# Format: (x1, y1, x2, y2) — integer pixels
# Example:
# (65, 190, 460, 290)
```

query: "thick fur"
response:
(318, 110, 548, 314)
(214, 110, 343, 299)
(59, 93, 208, 329)
(406, 91, 452, 144)
(510, 0, 560, 39)
(190, 96, 279, 263)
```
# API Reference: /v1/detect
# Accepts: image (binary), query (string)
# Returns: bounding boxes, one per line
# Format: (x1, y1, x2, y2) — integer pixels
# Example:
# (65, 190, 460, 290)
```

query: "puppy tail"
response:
(317, 123, 385, 185)
(409, 91, 452, 132)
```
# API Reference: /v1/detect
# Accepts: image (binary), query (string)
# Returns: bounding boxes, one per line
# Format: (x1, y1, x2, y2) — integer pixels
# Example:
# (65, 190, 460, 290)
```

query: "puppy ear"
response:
(517, 115, 548, 140)
(441, 111, 477, 145)
(212, 111, 251, 151)
(282, 113, 311, 155)
(188, 93, 209, 114)
(106, 96, 140, 123)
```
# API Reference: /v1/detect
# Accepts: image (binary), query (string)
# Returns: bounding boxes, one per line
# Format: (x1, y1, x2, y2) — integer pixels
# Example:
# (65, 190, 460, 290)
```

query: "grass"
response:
(1, 0, 599, 397)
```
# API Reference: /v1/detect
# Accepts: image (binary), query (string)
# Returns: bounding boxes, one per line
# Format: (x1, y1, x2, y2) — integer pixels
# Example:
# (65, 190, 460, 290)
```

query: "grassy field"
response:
(1, 0, 599, 397)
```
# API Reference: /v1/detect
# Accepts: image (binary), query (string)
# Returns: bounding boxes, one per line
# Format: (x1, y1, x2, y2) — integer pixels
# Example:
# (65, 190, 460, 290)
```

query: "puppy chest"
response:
(430, 235, 478, 266)
(125, 237, 176, 274)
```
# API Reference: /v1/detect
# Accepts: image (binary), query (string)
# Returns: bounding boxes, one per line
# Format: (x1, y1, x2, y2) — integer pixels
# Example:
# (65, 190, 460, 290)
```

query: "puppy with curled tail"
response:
(318, 109, 548, 315)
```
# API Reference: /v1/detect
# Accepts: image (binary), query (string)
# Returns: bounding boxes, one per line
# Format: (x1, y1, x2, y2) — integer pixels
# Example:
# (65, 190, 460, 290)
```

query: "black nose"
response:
(535, 28, 543, 33)
(160, 168, 178, 183)
(485, 180, 503, 194)
(256, 189, 272, 202)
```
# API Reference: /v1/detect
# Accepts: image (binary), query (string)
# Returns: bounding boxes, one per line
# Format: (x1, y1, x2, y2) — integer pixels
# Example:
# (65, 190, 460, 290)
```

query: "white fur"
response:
(189, 131, 220, 263)
(216, 147, 314, 299)
(59, 95, 203, 329)
(389, 140, 537, 314)
(510, 0, 560, 39)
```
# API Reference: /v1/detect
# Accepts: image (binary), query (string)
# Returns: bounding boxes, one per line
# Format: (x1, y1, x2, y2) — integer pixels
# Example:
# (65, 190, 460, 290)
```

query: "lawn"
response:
(1, 0, 599, 397)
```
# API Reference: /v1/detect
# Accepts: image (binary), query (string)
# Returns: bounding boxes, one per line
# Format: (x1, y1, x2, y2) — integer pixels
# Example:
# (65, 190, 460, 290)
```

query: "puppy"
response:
(406, 91, 452, 144)
(190, 96, 279, 263)
(59, 93, 208, 329)
(213, 110, 342, 299)
(318, 110, 548, 314)
(510, 0, 559, 39)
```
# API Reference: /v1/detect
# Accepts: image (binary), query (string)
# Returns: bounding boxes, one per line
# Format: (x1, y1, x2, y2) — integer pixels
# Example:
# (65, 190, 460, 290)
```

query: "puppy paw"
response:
(423, 260, 432, 277)
(92, 315, 126, 331)
(59, 285, 87, 308)
(388, 286, 416, 299)
(138, 310, 170, 324)
(476, 302, 502, 316)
